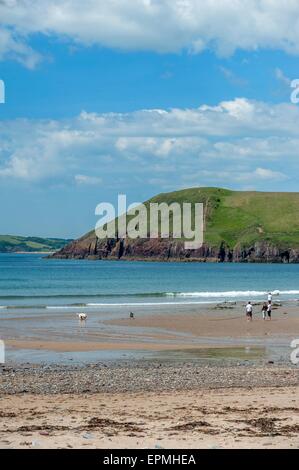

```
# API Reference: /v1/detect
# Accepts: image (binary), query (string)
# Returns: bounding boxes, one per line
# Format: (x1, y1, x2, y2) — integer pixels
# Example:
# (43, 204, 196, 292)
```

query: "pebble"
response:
(0, 360, 298, 395)
(82, 433, 94, 440)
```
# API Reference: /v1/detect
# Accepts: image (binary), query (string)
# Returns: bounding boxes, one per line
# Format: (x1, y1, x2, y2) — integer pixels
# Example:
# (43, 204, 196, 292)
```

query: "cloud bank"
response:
(1, 0, 299, 66)
(0, 98, 297, 189)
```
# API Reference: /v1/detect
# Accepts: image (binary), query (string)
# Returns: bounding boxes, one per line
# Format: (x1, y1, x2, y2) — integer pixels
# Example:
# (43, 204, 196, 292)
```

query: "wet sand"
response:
(5, 339, 201, 352)
(105, 302, 299, 341)
(2, 301, 299, 358)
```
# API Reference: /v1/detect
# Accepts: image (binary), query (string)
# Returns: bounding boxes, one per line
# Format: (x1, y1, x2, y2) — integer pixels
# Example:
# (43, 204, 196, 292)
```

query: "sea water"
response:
(1, 253, 299, 310)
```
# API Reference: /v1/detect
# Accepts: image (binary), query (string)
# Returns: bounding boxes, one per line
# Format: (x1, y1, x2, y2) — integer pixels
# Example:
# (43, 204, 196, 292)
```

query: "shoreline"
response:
(1, 301, 298, 361)
(0, 302, 299, 366)
(0, 251, 55, 255)
(49, 253, 299, 263)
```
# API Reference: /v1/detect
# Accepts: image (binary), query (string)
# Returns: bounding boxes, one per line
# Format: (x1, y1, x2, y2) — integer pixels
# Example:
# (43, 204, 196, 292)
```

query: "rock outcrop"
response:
(51, 236, 299, 263)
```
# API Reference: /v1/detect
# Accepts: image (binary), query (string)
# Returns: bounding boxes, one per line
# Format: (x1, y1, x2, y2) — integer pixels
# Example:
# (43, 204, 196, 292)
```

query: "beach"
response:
(1, 300, 299, 449)
(1, 255, 299, 449)
(4, 2, 299, 456)
(1, 300, 299, 361)
(0, 363, 298, 449)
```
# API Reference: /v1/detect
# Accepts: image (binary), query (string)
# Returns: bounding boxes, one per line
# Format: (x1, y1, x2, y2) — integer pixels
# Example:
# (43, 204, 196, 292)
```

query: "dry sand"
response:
(0, 387, 298, 449)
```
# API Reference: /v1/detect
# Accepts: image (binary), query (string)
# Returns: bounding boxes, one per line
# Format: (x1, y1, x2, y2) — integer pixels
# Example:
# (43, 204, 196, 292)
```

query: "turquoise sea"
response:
(1, 253, 299, 310)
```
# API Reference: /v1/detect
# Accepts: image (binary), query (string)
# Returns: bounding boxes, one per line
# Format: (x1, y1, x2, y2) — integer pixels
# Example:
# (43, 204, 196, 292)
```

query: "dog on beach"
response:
(78, 313, 87, 321)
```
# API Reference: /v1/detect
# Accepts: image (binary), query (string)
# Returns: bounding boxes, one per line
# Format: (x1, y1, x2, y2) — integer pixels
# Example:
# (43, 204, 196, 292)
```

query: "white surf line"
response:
(87, 301, 216, 307)
(166, 290, 284, 298)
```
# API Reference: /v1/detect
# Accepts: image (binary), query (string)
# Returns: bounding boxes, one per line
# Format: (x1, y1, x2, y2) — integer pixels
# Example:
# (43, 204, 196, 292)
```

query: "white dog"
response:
(78, 313, 87, 321)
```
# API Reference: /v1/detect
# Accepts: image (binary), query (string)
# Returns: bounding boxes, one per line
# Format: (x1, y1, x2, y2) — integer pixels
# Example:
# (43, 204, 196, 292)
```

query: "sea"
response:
(1, 253, 299, 310)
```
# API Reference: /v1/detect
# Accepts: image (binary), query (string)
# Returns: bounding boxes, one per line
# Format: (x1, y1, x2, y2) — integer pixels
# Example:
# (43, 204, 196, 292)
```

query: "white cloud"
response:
(0, 98, 298, 189)
(219, 66, 247, 87)
(182, 166, 288, 186)
(2, 1, 299, 66)
(0, 26, 42, 68)
(275, 68, 292, 86)
(75, 174, 102, 185)
(254, 167, 287, 180)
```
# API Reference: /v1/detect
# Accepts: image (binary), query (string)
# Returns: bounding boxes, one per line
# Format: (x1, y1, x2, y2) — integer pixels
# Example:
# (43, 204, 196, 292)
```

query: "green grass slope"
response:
(148, 187, 299, 249)
(58, 187, 299, 256)
(0, 235, 73, 253)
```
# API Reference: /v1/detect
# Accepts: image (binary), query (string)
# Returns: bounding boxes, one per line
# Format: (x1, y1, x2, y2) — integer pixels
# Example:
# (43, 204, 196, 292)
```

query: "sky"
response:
(1, 0, 299, 238)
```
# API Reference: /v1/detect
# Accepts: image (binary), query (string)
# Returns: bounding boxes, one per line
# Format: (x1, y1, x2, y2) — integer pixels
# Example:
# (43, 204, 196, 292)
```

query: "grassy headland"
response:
(0, 235, 72, 253)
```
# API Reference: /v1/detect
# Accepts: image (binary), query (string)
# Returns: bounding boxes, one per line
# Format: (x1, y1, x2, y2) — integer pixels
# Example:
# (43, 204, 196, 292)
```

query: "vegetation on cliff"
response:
(52, 188, 299, 262)
(0, 235, 72, 253)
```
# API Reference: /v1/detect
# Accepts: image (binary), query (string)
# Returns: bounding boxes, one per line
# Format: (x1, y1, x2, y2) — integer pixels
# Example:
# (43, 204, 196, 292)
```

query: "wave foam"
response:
(165, 290, 291, 298)
(87, 301, 213, 307)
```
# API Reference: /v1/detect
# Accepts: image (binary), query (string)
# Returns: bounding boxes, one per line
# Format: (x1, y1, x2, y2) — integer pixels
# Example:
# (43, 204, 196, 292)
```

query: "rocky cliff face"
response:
(51, 235, 299, 263)
(51, 187, 299, 263)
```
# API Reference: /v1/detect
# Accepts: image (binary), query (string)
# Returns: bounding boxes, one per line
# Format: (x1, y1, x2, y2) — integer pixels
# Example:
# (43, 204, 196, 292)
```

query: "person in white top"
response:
(268, 292, 272, 303)
(245, 301, 253, 321)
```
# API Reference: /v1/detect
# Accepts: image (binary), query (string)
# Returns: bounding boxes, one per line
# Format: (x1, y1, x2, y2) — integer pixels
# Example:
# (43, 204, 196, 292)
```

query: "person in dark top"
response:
(261, 302, 268, 320)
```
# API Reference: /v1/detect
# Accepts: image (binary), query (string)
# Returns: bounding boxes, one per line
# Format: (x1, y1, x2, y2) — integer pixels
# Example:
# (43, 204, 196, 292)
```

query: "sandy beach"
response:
(1, 300, 299, 449)
(0, 382, 298, 449)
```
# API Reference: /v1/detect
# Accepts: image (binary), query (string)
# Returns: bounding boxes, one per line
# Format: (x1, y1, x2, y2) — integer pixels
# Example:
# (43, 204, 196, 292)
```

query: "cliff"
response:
(51, 187, 299, 263)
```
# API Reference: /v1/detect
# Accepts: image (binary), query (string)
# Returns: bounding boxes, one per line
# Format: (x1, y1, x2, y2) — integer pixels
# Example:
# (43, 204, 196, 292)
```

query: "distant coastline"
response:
(0, 235, 72, 254)
(14, 251, 55, 254)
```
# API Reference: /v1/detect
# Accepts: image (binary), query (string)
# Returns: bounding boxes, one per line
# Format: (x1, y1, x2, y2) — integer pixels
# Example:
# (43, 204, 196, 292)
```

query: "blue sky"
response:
(1, 0, 299, 238)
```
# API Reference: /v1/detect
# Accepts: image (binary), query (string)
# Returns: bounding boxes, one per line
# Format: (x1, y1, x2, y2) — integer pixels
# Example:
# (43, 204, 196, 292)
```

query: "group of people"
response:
(245, 292, 272, 321)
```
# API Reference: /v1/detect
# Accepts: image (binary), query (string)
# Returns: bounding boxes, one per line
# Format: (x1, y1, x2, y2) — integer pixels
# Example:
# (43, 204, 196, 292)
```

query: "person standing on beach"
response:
(261, 302, 268, 320)
(245, 301, 253, 321)
(268, 292, 272, 303)
(267, 302, 272, 320)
